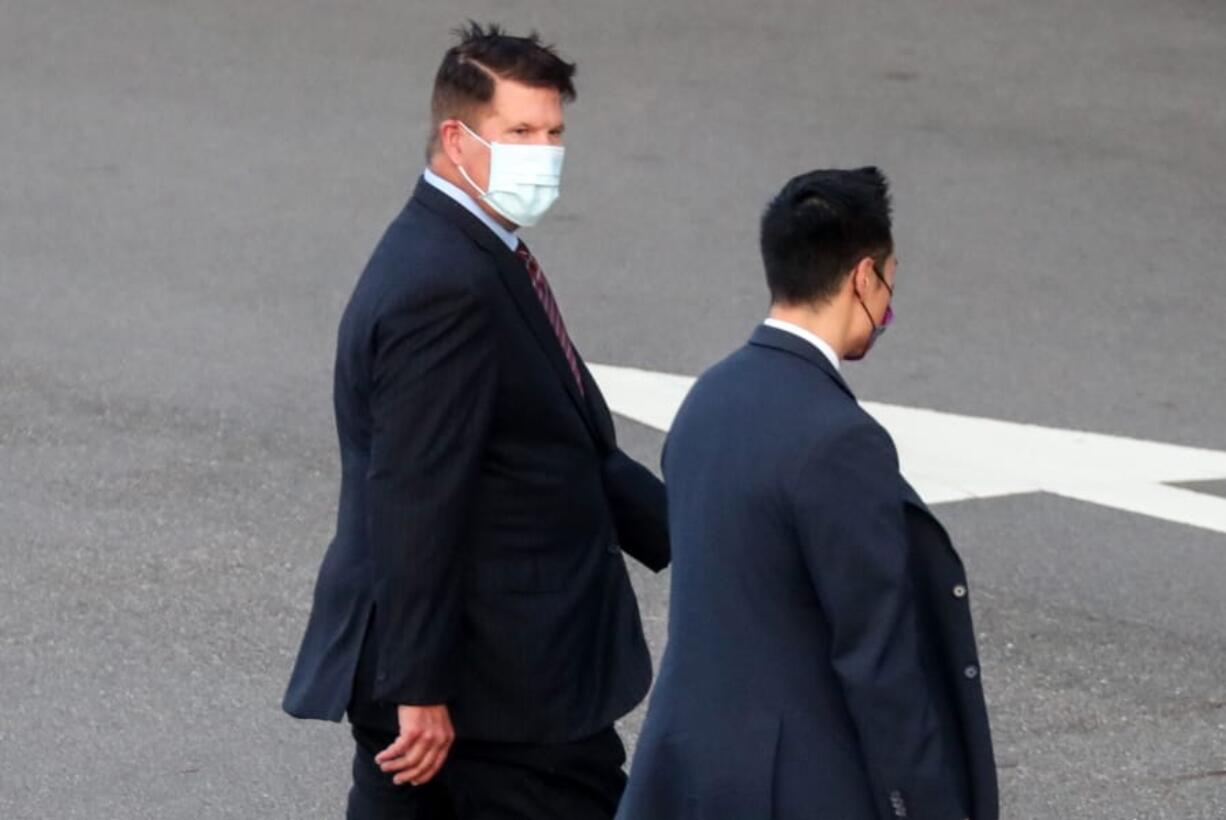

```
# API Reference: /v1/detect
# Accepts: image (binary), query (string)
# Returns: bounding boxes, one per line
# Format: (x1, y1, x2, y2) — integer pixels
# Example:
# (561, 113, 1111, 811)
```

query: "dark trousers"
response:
(346, 723, 627, 820)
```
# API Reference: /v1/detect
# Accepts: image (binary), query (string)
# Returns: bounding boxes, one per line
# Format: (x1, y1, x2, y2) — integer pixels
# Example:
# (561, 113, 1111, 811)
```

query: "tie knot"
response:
(517, 244, 544, 282)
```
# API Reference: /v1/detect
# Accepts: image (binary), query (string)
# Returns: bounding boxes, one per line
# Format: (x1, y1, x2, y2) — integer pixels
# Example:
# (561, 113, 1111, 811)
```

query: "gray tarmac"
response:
(2, 0, 1224, 817)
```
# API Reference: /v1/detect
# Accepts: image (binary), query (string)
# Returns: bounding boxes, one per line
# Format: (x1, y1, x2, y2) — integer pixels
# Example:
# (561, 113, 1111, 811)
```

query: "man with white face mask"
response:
(282, 22, 670, 820)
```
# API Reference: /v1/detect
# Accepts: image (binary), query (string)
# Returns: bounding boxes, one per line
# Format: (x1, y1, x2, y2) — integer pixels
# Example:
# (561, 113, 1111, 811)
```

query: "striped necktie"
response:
(516, 243, 585, 396)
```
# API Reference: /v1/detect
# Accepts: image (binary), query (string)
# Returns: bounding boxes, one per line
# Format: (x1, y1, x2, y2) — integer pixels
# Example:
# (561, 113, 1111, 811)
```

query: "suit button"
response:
(953, 584, 967, 598)
(607, 542, 622, 555)
(964, 664, 979, 680)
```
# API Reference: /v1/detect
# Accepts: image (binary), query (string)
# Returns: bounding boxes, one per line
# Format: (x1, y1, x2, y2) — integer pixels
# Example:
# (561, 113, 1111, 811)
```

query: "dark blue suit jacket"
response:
(618, 325, 997, 820)
(282, 179, 668, 743)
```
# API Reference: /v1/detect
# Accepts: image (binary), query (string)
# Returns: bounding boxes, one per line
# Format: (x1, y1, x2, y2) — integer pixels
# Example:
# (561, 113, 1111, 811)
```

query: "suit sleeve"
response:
(366, 272, 497, 706)
(793, 422, 966, 820)
(602, 449, 670, 571)
(582, 363, 670, 571)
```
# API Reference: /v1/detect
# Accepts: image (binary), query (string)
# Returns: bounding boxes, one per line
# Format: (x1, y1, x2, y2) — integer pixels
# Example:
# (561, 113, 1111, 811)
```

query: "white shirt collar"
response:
(762, 318, 841, 372)
(422, 168, 520, 252)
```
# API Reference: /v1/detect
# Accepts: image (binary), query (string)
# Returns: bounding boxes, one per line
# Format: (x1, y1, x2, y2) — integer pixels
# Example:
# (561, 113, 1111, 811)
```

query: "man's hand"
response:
(375, 704, 455, 786)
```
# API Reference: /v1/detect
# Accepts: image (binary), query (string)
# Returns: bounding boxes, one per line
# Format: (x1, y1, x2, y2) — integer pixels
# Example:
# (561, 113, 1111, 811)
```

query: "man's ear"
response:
(437, 120, 464, 167)
(850, 256, 877, 296)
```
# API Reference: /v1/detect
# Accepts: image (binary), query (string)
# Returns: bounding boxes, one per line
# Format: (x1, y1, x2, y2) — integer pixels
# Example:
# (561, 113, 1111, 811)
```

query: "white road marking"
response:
(589, 364, 1226, 536)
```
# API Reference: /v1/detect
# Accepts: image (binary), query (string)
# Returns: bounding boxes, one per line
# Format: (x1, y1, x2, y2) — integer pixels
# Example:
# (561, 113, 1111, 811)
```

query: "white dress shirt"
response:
(762, 318, 841, 372)
(422, 168, 520, 252)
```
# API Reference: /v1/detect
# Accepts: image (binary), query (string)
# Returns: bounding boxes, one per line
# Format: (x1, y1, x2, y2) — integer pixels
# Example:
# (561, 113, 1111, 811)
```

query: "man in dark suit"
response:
(282, 24, 669, 819)
(618, 168, 997, 820)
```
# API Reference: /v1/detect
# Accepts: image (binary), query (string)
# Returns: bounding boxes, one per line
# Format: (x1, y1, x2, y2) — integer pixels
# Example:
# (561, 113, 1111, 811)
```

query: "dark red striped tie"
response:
(516, 243, 585, 396)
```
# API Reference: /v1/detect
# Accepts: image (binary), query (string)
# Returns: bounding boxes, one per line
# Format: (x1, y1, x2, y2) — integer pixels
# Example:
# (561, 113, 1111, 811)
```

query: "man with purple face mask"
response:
(618, 168, 998, 820)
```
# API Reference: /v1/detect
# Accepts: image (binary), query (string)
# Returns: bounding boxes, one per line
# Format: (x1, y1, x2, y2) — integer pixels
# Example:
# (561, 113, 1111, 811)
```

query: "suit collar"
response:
(762, 318, 841, 373)
(410, 178, 609, 451)
(749, 323, 856, 400)
(420, 169, 519, 251)
(751, 321, 961, 564)
(411, 177, 514, 258)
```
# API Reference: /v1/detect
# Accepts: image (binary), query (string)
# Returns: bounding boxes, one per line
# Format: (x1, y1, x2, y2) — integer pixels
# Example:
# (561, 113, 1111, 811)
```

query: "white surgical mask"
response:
(455, 122, 565, 227)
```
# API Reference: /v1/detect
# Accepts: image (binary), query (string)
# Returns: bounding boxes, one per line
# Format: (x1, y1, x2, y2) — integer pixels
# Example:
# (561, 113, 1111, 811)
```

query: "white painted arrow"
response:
(589, 364, 1226, 536)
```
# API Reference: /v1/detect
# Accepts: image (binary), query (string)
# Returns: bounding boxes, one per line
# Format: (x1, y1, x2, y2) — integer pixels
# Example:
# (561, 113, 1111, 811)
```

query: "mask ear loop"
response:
(456, 164, 488, 197)
(872, 262, 894, 328)
(453, 121, 491, 196)
(859, 261, 894, 328)
(856, 294, 881, 333)
(458, 120, 492, 148)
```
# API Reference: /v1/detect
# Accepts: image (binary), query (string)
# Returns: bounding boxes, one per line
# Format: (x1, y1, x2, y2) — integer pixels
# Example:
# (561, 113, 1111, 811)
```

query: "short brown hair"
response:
(427, 22, 577, 157)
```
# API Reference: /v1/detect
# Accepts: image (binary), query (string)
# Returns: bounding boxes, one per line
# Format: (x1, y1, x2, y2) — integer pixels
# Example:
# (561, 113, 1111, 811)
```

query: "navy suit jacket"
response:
(618, 325, 997, 820)
(282, 178, 668, 743)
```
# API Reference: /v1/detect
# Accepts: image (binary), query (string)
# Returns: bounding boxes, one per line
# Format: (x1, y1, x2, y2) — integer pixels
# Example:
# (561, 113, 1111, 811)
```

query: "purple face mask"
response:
(845, 267, 894, 362)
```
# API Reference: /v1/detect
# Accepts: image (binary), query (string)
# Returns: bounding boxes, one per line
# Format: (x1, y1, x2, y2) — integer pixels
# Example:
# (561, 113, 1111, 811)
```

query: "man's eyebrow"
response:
(504, 122, 565, 132)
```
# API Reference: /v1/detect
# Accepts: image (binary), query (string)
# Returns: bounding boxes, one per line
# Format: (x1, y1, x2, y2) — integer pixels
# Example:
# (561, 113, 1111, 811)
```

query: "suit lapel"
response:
(491, 247, 599, 436)
(412, 179, 603, 446)
(899, 478, 931, 515)
(900, 478, 964, 566)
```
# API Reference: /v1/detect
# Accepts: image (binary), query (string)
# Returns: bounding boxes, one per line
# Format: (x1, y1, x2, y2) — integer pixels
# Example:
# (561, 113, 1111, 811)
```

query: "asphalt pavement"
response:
(2, 0, 1224, 817)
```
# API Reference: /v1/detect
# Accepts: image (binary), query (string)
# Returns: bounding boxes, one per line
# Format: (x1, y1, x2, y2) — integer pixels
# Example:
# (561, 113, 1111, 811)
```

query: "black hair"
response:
(759, 167, 893, 305)
(428, 22, 576, 155)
